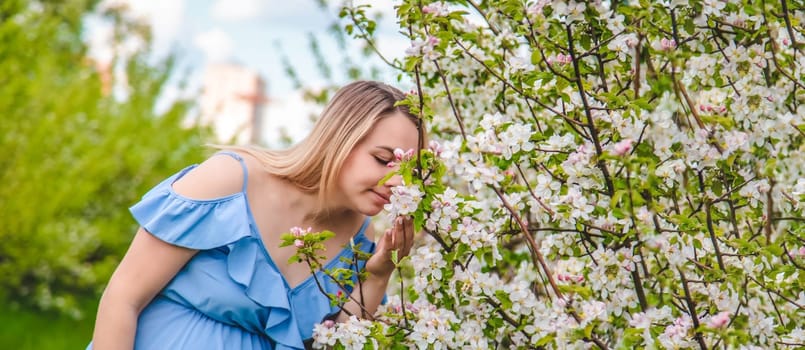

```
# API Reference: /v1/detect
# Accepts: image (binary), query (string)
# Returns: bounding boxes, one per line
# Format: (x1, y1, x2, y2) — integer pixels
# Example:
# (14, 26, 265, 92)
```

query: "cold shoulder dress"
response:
(88, 152, 376, 349)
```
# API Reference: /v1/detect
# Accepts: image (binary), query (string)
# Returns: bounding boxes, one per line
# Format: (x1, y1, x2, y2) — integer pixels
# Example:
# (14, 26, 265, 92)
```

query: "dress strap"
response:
(214, 151, 249, 192)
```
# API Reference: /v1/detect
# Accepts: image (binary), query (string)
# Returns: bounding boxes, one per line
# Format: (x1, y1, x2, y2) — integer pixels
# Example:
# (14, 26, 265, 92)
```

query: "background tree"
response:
(303, 0, 804, 349)
(0, 0, 210, 322)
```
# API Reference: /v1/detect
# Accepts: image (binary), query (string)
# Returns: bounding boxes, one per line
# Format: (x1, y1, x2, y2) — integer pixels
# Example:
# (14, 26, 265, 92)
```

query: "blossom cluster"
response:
(383, 184, 424, 220)
(317, 0, 804, 348)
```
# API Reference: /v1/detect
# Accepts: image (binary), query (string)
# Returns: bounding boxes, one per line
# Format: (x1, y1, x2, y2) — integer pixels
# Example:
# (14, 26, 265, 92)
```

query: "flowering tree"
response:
(303, 1, 804, 349)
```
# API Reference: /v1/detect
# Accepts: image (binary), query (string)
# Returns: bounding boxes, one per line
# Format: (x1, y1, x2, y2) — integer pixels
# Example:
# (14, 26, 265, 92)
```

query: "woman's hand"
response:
(365, 216, 414, 277)
(335, 217, 413, 322)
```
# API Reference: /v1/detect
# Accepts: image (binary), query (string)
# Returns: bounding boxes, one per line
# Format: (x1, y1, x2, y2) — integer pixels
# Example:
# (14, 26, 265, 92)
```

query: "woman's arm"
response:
(91, 228, 197, 349)
(91, 154, 249, 349)
(336, 216, 414, 322)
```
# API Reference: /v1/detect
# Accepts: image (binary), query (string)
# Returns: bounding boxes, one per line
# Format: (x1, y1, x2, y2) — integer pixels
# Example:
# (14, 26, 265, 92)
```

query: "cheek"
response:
(366, 164, 389, 182)
(342, 156, 382, 186)
(337, 156, 361, 188)
(363, 161, 393, 184)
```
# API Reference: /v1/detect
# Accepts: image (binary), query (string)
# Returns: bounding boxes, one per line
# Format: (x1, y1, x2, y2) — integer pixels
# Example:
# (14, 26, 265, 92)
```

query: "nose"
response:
(385, 173, 403, 187)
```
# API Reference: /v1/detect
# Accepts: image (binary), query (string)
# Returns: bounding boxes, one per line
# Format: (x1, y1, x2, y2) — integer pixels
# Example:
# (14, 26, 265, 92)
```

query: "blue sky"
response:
(90, 0, 406, 95)
(86, 0, 408, 143)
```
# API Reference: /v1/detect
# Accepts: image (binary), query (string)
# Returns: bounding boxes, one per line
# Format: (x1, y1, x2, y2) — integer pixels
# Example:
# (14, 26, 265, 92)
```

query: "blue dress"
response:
(88, 152, 376, 349)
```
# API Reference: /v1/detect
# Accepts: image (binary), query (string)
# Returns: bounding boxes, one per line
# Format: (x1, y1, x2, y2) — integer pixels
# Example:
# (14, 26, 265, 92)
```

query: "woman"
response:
(89, 81, 422, 349)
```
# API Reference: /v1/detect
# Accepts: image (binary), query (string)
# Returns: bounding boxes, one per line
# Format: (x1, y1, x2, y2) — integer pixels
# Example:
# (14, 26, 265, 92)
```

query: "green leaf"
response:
(495, 290, 513, 309)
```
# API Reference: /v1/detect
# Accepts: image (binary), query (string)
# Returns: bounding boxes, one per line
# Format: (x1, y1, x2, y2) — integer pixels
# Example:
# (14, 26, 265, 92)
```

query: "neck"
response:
(271, 177, 358, 228)
(305, 207, 358, 228)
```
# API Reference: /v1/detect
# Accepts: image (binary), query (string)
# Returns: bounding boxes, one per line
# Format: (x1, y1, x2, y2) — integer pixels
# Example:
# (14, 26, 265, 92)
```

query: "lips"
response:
(371, 190, 391, 204)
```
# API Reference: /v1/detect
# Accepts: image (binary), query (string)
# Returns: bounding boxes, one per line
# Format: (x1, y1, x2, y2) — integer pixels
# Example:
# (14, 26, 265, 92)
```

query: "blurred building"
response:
(199, 63, 268, 144)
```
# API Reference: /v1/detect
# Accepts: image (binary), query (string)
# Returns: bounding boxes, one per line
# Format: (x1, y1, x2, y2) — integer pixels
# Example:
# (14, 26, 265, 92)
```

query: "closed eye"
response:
(374, 156, 390, 165)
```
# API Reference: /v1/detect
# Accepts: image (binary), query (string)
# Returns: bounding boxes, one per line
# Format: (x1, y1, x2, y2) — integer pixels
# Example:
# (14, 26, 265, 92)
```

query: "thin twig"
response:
(433, 60, 467, 140)
(566, 24, 615, 196)
(704, 202, 727, 271)
(344, 7, 403, 71)
(678, 268, 709, 350)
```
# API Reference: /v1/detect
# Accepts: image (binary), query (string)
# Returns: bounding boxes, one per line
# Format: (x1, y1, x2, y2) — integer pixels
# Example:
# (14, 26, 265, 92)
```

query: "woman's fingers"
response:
(399, 217, 410, 255)
(399, 217, 407, 253)
(390, 216, 414, 256)
(379, 216, 414, 260)
(404, 217, 414, 253)
(383, 228, 393, 252)
(368, 217, 415, 276)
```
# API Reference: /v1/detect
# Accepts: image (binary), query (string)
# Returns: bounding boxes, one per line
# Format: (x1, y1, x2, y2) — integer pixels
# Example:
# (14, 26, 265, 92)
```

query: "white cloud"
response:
(194, 28, 234, 62)
(99, 0, 186, 57)
(84, 16, 115, 63)
(262, 89, 323, 146)
(210, 0, 266, 21)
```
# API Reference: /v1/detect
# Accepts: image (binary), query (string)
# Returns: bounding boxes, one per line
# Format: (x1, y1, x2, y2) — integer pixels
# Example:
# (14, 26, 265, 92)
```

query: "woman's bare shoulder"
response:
(171, 152, 253, 200)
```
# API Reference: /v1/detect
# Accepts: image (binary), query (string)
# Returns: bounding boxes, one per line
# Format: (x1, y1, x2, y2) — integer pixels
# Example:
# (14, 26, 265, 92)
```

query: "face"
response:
(335, 112, 420, 216)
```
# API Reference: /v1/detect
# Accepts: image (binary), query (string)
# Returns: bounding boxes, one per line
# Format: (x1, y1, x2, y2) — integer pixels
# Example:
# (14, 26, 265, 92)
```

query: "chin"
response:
(357, 201, 386, 217)
(362, 207, 383, 217)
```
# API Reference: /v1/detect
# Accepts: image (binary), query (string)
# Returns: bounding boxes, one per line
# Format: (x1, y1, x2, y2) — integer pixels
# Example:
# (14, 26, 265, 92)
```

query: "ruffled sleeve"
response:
(129, 165, 252, 250)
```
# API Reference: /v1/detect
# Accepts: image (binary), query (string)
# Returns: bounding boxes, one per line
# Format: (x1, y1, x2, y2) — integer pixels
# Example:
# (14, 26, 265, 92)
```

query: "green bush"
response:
(0, 0, 210, 318)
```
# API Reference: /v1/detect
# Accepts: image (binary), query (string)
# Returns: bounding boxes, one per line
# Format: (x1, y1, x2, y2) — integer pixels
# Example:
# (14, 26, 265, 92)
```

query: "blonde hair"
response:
(222, 81, 422, 214)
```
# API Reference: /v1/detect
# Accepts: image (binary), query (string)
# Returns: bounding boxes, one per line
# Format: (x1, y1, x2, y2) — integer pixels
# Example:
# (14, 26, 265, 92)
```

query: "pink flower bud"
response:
(660, 38, 677, 50)
(707, 311, 730, 328)
(428, 140, 443, 155)
(290, 226, 311, 237)
(394, 148, 405, 160)
(322, 320, 335, 328)
(293, 239, 304, 248)
(554, 53, 572, 65)
(407, 303, 419, 313)
(393, 148, 415, 161)
(612, 139, 634, 156)
(548, 54, 572, 66)
(557, 273, 584, 283)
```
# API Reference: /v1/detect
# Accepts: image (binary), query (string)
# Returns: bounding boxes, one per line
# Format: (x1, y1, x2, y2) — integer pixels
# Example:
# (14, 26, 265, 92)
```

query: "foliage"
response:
(0, 301, 95, 349)
(0, 0, 209, 318)
(306, 0, 804, 349)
